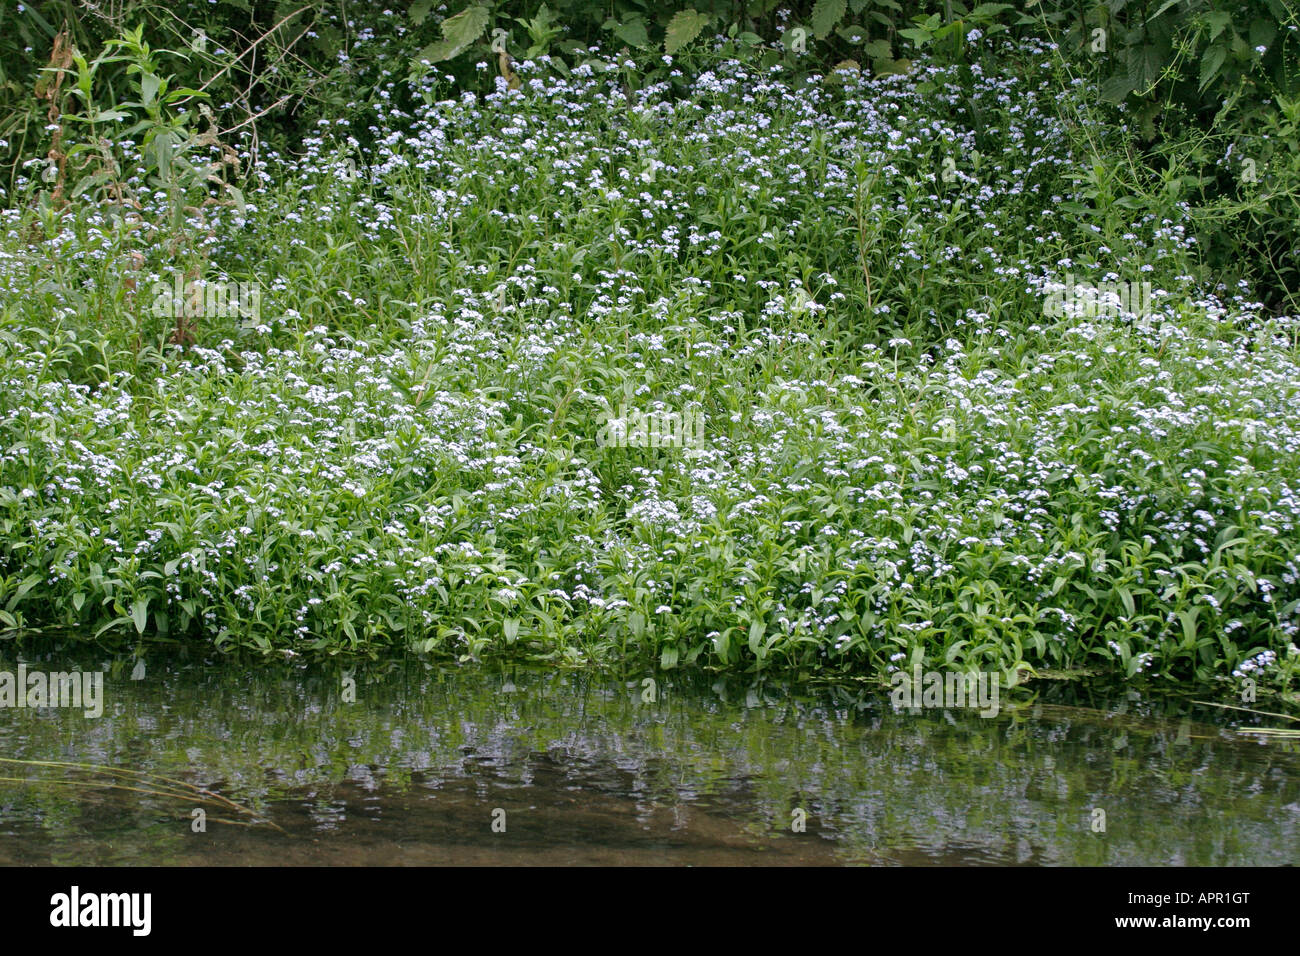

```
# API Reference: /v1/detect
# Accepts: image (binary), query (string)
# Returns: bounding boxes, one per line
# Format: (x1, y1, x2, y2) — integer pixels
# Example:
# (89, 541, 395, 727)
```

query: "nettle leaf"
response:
(811, 0, 847, 40)
(418, 4, 490, 63)
(409, 0, 435, 25)
(1205, 11, 1233, 41)
(1100, 71, 1133, 103)
(1249, 18, 1276, 51)
(1199, 43, 1227, 93)
(664, 8, 709, 54)
(1126, 44, 1165, 93)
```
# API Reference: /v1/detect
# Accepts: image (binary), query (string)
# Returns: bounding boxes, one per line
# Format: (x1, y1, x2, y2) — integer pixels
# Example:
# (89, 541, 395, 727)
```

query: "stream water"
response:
(1, 648, 1297, 865)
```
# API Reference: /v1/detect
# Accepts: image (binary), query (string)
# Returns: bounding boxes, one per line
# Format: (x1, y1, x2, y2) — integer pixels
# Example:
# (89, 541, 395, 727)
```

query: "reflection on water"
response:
(0, 647, 1297, 865)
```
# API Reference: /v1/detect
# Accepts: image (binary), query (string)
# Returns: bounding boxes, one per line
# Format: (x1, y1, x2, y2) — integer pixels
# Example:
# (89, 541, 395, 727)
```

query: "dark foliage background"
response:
(2, 1, 1297, 309)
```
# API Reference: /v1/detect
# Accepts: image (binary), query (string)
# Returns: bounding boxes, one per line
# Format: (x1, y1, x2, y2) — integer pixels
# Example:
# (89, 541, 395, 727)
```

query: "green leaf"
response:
(969, 3, 1013, 19)
(613, 17, 650, 49)
(811, 0, 847, 40)
(1249, 19, 1276, 51)
(410, 0, 435, 24)
(5, 573, 42, 611)
(418, 4, 491, 63)
(664, 8, 709, 54)
(863, 38, 893, 59)
(836, 23, 867, 44)
(1205, 11, 1233, 41)
(131, 598, 149, 634)
(141, 71, 161, 107)
(1116, 586, 1135, 618)
(1125, 44, 1165, 93)
(1099, 72, 1133, 103)
(95, 616, 134, 640)
(1199, 43, 1227, 93)
(162, 87, 207, 103)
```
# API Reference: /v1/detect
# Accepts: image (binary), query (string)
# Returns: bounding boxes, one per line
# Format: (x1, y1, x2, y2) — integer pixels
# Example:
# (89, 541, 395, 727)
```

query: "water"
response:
(1, 648, 1297, 865)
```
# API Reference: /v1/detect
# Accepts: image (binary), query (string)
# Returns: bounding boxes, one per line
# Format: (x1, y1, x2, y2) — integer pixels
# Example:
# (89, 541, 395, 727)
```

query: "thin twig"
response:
(0, 757, 287, 832)
(1190, 700, 1300, 723)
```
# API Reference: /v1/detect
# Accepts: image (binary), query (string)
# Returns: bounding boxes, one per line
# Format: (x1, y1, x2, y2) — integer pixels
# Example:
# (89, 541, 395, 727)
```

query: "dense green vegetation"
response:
(0, 2, 1297, 700)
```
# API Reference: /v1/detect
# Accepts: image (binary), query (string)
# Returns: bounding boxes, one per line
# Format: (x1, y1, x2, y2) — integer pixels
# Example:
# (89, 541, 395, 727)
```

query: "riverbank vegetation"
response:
(1, 2, 1297, 701)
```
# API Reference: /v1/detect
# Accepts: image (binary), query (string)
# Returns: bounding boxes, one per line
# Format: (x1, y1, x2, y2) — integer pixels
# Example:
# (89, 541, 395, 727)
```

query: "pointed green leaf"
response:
(1199, 43, 1227, 92)
(664, 8, 709, 54)
(131, 598, 149, 634)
